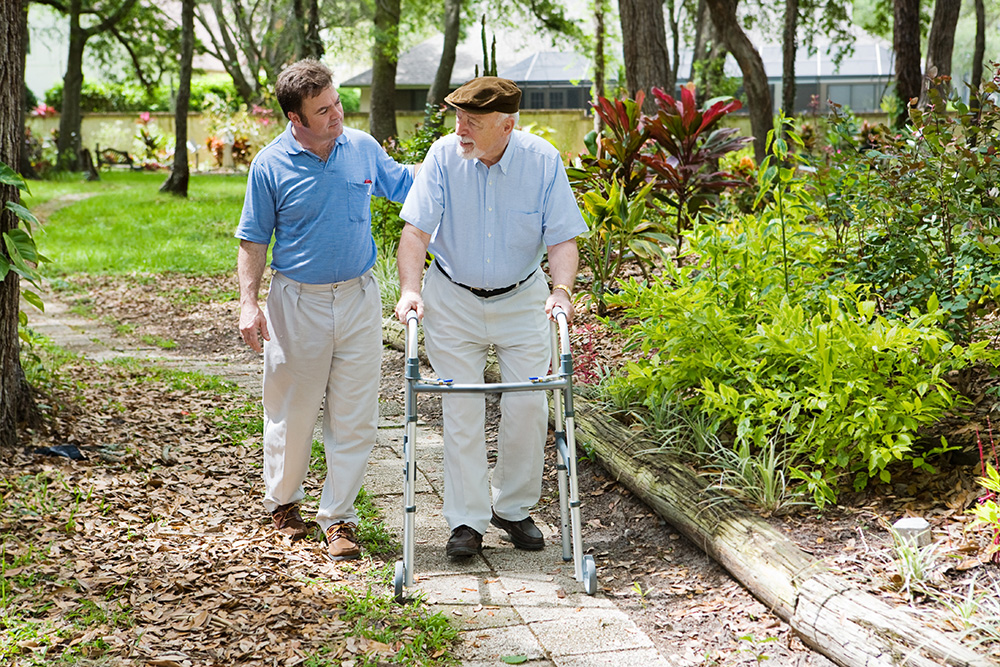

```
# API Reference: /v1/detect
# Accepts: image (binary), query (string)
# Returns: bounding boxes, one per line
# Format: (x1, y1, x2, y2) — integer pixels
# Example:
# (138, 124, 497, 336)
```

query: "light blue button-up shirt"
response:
(400, 130, 586, 289)
(236, 124, 413, 284)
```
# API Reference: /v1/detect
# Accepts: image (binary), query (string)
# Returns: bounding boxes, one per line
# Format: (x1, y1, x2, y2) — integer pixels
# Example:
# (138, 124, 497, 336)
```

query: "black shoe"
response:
(446, 525, 483, 559)
(490, 511, 544, 551)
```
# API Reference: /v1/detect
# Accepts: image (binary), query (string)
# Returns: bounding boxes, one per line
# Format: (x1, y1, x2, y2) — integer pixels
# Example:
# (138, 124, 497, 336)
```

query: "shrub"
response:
(606, 211, 991, 501)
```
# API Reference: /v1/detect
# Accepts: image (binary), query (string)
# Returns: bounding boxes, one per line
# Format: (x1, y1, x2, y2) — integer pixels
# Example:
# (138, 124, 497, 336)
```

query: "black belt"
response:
(435, 262, 535, 298)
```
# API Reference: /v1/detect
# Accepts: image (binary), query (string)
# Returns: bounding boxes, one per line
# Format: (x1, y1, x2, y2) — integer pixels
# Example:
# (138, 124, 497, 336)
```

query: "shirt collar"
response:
(492, 130, 518, 174)
(280, 121, 350, 155)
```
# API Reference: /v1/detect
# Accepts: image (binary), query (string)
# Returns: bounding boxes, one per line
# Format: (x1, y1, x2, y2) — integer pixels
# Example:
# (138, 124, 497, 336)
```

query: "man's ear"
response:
(288, 111, 303, 127)
(502, 116, 516, 134)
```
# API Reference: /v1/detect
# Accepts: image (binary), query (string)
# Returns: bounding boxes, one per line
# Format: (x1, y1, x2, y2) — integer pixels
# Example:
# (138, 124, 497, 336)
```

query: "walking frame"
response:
(395, 306, 598, 602)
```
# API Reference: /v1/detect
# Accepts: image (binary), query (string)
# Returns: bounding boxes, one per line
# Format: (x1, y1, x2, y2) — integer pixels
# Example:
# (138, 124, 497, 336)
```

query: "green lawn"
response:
(25, 171, 248, 275)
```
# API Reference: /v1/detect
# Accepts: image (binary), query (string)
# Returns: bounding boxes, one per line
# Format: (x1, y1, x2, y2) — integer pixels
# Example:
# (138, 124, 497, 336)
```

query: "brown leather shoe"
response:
(446, 525, 483, 559)
(327, 522, 361, 560)
(490, 511, 544, 550)
(271, 503, 319, 540)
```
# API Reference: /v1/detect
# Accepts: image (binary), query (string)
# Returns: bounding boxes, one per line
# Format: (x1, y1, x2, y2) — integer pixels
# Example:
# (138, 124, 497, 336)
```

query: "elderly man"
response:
(237, 59, 415, 560)
(394, 77, 587, 559)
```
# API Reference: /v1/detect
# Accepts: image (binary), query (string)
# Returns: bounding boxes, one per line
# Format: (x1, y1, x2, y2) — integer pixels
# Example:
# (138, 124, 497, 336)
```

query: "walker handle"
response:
(405, 309, 419, 360)
(550, 306, 571, 357)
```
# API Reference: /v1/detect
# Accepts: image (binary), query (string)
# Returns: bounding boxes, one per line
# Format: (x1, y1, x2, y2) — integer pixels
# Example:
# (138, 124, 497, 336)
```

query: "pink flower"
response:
(138, 112, 151, 124)
(31, 103, 57, 117)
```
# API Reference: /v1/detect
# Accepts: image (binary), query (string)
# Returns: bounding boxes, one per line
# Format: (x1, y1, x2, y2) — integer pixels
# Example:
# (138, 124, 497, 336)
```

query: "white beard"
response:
(455, 139, 484, 161)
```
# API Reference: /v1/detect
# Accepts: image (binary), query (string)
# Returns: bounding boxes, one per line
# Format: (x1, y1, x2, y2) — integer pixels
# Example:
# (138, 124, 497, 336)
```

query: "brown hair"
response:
(275, 60, 333, 119)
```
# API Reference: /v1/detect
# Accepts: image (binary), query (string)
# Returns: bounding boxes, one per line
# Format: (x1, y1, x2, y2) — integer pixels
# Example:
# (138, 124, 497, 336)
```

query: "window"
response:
(530, 91, 545, 109)
(549, 91, 564, 108)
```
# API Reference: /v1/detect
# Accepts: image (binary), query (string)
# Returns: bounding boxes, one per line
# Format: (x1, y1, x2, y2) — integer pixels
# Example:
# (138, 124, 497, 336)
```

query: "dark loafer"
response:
(490, 511, 544, 550)
(446, 525, 483, 559)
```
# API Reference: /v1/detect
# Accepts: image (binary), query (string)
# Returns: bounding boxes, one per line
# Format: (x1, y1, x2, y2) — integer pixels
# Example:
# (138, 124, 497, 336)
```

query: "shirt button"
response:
(488, 207, 493, 211)
(488, 233, 492, 238)
(486, 259, 491, 263)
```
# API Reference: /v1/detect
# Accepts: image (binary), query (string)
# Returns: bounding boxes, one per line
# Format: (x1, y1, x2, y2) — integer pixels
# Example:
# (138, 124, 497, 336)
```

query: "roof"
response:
(502, 52, 591, 84)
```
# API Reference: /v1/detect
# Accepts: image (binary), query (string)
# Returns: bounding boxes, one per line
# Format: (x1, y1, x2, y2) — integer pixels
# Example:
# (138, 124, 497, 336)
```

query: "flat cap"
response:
(444, 77, 521, 114)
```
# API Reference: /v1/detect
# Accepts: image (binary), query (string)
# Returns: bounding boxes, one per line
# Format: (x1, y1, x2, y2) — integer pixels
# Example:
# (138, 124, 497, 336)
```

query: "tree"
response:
(424, 0, 461, 131)
(618, 0, 673, 114)
(195, 0, 328, 108)
(781, 0, 798, 116)
(704, 0, 771, 163)
(0, 0, 38, 451)
(970, 0, 985, 102)
(893, 0, 922, 126)
(922, 0, 961, 103)
(369, 0, 401, 143)
(160, 0, 194, 197)
(592, 0, 609, 137)
(35, 0, 141, 171)
(18, 3, 36, 179)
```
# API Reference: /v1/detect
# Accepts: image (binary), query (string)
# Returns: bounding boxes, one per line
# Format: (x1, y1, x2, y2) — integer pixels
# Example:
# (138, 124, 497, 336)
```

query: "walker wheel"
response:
(394, 561, 406, 603)
(583, 555, 597, 595)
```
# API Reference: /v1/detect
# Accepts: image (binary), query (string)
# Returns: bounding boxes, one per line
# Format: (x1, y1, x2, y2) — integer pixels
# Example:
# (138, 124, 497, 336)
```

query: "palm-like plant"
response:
(642, 83, 752, 255)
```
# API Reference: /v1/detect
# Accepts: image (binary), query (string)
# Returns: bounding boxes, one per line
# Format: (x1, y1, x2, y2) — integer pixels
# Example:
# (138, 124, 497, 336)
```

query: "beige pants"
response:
(423, 265, 551, 535)
(261, 270, 382, 531)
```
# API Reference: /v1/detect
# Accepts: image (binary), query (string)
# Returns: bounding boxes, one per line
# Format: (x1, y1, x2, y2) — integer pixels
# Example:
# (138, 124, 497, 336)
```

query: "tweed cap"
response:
(444, 77, 522, 114)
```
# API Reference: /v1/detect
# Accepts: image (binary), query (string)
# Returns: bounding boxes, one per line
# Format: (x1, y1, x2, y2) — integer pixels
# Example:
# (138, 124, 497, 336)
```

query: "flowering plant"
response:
(31, 103, 57, 117)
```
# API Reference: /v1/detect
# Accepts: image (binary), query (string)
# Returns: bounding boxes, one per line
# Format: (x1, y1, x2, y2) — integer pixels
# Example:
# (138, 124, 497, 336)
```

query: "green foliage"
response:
(44, 77, 244, 113)
(332, 584, 458, 666)
(803, 70, 1000, 342)
(576, 179, 670, 315)
(0, 162, 49, 326)
(606, 210, 990, 500)
(968, 464, 1000, 562)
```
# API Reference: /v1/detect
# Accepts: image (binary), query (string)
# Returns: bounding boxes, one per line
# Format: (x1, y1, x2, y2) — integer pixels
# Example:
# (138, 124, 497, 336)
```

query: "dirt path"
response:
(15, 274, 844, 666)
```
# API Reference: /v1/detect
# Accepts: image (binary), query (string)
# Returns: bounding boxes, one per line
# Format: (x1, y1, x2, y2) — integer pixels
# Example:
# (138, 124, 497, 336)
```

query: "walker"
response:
(395, 307, 598, 602)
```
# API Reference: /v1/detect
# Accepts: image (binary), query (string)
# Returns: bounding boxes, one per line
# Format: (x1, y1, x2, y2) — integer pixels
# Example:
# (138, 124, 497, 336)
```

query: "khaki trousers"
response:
(422, 265, 551, 535)
(261, 270, 382, 531)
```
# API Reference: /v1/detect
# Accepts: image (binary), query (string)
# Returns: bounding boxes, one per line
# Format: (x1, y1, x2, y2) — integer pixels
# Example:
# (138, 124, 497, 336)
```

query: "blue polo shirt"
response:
(236, 123, 413, 284)
(400, 130, 586, 289)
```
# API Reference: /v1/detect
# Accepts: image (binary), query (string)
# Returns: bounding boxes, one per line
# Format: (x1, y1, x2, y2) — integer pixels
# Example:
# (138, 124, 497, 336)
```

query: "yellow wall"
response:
(25, 110, 893, 169)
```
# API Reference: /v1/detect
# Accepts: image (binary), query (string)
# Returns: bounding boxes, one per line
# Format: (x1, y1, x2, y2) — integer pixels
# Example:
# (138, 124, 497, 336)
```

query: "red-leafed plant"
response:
(568, 91, 649, 199)
(642, 83, 752, 255)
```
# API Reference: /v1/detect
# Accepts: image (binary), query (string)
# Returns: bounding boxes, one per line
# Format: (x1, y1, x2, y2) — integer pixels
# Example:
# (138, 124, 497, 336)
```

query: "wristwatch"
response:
(552, 284, 572, 298)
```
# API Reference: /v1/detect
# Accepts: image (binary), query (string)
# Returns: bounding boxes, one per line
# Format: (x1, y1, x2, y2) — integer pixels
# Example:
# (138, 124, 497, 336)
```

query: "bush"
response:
(606, 209, 991, 503)
(44, 77, 244, 113)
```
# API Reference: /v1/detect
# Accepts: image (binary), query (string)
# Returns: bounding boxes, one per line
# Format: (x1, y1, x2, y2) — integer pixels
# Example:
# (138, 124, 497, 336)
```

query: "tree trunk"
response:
(593, 0, 606, 139)
(18, 2, 36, 179)
(370, 0, 401, 143)
(0, 0, 37, 453)
(781, 0, 798, 116)
(56, 0, 86, 171)
(705, 0, 771, 164)
(921, 0, 961, 105)
(381, 317, 996, 666)
(424, 0, 461, 131)
(970, 0, 985, 98)
(161, 0, 193, 197)
(893, 0, 922, 126)
(304, 0, 323, 60)
(665, 0, 680, 92)
(618, 0, 671, 113)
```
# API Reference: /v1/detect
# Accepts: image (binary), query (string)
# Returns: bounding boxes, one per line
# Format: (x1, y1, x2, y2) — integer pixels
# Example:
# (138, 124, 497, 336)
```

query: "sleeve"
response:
(235, 156, 277, 244)
(541, 155, 588, 247)
(399, 140, 446, 236)
(373, 144, 415, 203)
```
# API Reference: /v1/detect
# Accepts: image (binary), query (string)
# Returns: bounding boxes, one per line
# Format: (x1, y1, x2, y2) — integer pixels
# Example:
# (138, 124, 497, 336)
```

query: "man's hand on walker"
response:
(545, 289, 574, 323)
(395, 291, 424, 323)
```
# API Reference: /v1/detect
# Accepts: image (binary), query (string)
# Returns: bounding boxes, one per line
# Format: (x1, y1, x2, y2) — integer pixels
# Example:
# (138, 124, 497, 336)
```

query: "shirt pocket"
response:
(347, 180, 373, 223)
(505, 210, 544, 256)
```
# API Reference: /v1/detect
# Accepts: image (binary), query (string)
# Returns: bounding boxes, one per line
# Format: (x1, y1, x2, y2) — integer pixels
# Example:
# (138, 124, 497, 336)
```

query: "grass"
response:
(26, 171, 248, 275)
